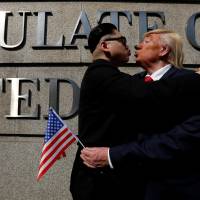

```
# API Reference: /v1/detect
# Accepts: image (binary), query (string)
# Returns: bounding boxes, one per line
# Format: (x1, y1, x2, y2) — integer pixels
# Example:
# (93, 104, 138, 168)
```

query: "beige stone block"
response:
(0, 137, 77, 200)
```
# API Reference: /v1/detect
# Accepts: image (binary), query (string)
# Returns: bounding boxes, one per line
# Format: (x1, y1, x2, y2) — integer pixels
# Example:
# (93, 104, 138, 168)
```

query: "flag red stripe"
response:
(38, 132, 73, 171)
(41, 127, 69, 158)
(37, 137, 76, 181)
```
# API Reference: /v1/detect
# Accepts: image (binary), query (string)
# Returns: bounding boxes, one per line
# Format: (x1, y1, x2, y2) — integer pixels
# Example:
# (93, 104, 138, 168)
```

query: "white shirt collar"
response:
(148, 64, 172, 81)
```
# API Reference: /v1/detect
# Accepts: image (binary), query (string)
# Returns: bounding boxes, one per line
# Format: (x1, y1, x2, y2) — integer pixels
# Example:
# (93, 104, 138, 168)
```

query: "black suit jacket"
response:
(110, 67, 200, 200)
(70, 60, 200, 200)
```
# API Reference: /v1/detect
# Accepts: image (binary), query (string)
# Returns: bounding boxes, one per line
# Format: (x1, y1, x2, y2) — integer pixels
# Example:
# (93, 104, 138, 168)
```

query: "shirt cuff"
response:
(108, 148, 114, 169)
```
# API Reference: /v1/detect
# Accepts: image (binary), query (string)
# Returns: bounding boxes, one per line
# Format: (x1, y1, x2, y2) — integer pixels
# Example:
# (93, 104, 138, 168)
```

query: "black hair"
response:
(88, 23, 117, 53)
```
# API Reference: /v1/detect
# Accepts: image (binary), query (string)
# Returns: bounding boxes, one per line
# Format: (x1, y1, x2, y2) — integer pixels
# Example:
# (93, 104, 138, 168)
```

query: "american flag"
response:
(37, 108, 78, 181)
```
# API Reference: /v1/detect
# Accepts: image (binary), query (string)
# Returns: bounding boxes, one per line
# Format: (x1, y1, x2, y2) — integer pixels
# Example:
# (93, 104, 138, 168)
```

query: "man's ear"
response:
(160, 45, 170, 57)
(99, 41, 110, 52)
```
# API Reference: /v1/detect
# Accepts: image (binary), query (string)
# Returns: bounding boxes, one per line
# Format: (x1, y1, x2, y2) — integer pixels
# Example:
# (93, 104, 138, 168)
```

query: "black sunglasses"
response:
(104, 36, 127, 46)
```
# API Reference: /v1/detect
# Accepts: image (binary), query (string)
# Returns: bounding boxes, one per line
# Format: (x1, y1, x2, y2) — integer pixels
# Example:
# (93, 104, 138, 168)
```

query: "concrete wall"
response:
(0, 1, 200, 200)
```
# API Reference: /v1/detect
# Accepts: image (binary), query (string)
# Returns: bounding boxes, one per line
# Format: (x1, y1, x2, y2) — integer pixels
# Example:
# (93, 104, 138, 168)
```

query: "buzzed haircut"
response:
(88, 23, 117, 53)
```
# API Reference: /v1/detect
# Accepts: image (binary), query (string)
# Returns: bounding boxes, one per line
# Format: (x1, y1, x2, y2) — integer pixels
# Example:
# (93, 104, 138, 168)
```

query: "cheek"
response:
(115, 47, 127, 56)
(137, 49, 159, 62)
(116, 50, 129, 61)
(147, 44, 160, 54)
(143, 46, 159, 56)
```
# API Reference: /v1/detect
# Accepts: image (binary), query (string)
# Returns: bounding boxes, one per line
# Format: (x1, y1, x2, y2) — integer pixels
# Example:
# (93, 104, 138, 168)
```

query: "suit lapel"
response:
(160, 66, 179, 79)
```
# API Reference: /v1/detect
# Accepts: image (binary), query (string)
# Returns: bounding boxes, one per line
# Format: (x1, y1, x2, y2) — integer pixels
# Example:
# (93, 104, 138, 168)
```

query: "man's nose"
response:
(126, 44, 130, 49)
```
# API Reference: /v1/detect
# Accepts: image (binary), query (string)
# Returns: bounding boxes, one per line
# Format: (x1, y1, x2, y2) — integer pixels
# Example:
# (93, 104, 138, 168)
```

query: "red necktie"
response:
(144, 76, 153, 83)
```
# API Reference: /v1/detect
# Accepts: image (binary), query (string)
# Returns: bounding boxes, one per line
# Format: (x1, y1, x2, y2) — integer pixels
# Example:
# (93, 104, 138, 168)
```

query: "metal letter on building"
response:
(0, 78, 5, 95)
(68, 11, 91, 48)
(6, 78, 39, 118)
(134, 11, 165, 41)
(33, 11, 64, 48)
(97, 10, 132, 30)
(186, 12, 200, 50)
(0, 11, 31, 49)
(45, 78, 80, 119)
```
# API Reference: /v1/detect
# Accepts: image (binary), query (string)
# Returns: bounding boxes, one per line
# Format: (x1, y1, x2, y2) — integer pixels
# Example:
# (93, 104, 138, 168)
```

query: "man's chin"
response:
(135, 60, 141, 65)
(125, 56, 130, 62)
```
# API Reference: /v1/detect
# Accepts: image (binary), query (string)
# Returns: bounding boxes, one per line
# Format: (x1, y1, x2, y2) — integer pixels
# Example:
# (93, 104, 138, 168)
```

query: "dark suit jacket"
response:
(110, 67, 200, 200)
(70, 60, 200, 200)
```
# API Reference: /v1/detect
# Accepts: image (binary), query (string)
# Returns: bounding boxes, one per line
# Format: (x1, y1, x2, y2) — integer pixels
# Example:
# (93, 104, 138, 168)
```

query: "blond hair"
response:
(144, 29, 184, 68)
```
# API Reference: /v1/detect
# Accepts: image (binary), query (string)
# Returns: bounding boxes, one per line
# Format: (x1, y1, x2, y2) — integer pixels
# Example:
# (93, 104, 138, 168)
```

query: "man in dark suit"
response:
(80, 28, 200, 200)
